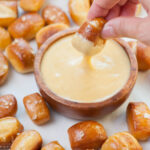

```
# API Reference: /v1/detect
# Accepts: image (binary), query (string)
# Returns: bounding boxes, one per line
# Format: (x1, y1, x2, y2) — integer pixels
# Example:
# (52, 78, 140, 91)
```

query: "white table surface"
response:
(0, 0, 150, 149)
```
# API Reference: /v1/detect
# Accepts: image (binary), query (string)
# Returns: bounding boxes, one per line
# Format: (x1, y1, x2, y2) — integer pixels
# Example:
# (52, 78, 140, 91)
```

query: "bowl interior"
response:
(34, 28, 138, 109)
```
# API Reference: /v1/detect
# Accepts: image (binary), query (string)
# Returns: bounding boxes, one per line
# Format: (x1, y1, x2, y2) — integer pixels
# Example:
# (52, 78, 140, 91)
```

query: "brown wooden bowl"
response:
(34, 28, 138, 120)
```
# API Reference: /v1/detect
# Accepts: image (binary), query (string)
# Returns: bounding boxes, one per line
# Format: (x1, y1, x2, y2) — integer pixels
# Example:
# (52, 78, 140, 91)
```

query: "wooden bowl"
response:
(34, 28, 138, 120)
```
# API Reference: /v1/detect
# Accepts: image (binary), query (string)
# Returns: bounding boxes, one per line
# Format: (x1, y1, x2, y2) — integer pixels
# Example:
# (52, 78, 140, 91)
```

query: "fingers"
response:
(88, 3, 109, 20)
(88, 0, 139, 20)
(106, 1, 137, 20)
(118, 0, 128, 5)
(88, 0, 120, 19)
(106, 0, 137, 20)
(102, 17, 140, 38)
(94, 0, 120, 9)
(120, 0, 138, 16)
(101, 17, 150, 46)
(139, 0, 150, 12)
(106, 5, 121, 20)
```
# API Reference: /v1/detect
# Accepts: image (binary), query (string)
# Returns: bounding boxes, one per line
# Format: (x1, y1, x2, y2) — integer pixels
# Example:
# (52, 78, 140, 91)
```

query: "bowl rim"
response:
(34, 28, 138, 109)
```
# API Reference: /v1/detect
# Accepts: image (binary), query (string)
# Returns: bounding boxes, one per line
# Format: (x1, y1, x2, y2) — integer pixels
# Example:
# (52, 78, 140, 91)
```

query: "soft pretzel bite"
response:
(77, 18, 106, 44)
(0, 51, 9, 85)
(0, 27, 12, 51)
(0, 117, 23, 149)
(69, 0, 90, 25)
(0, 94, 17, 118)
(72, 18, 106, 56)
(42, 5, 70, 26)
(23, 93, 50, 125)
(68, 121, 107, 150)
(8, 13, 45, 41)
(6, 38, 35, 74)
(36, 23, 69, 48)
(101, 132, 142, 150)
(41, 141, 65, 150)
(127, 102, 150, 141)
(0, 0, 17, 27)
(20, 0, 45, 12)
(11, 130, 42, 150)
(128, 41, 150, 71)
(136, 42, 150, 71)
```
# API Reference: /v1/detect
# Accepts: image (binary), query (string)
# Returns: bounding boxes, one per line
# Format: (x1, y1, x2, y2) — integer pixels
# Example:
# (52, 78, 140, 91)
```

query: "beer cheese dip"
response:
(41, 34, 130, 103)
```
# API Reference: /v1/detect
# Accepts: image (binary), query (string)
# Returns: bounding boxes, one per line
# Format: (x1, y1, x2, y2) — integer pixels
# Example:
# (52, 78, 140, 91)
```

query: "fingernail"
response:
(101, 25, 115, 38)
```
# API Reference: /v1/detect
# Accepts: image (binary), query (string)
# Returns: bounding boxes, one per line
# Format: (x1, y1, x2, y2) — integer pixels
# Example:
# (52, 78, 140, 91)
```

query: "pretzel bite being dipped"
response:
(20, 0, 45, 12)
(41, 141, 65, 150)
(0, 94, 17, 118)
(23, 93, 50, 125)
(6, 38, 35, 74)
(0, 117, 23, 149)
(11, 130, 42, 150)
(69, 0, 90, 25)
(0, 0, 17, 27)
(36, 23, 69, 48)
(42, 5, 70, 26)
(127, 102, 150, 141)
(68, 121, 107, 150)
(0, 27, 12, 51)
(0, 51, 9, 85)
(8, 13, 45, 41)
(128, 41, 150, 71)
(72, 18, 106, 56)
(101, 132, 142, 150)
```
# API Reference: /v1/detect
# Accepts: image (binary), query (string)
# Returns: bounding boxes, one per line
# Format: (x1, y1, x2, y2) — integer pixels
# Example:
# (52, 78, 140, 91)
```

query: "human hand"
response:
(88, 0, 150, 46)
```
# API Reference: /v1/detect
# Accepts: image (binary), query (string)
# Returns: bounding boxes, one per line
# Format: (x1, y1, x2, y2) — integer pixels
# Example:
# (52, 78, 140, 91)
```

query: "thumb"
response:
(101, 17, 150, 46)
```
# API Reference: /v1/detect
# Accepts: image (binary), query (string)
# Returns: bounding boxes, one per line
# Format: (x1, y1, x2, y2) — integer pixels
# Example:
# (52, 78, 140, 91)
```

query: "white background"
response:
(1, 0, 150, 149)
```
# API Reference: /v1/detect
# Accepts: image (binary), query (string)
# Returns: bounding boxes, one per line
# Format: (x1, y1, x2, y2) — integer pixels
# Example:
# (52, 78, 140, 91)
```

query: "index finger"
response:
(88, 0, 120, 20)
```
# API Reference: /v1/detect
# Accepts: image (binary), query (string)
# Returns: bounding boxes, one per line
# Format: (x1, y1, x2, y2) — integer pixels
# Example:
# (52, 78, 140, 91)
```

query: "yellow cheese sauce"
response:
(41, 34, 130, 102)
